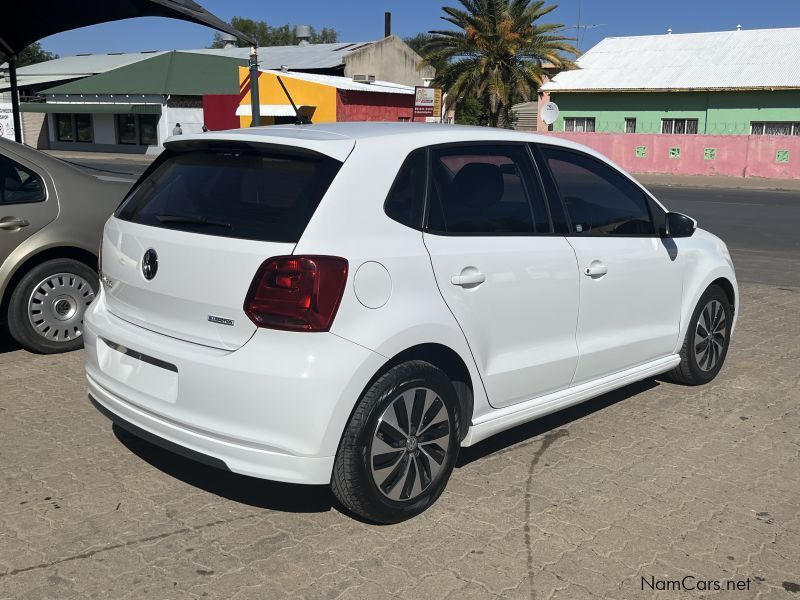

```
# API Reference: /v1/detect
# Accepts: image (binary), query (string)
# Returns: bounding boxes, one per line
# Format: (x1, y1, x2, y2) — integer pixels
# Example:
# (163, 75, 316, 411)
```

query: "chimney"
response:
(667, 28, 672, 35)
(296, 25, 311, 46)
(736, 24, 742, 31)
(385, 12, 392, 38)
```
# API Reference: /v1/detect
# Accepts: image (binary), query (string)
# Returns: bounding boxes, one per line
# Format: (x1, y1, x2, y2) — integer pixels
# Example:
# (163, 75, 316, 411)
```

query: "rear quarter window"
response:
(115, 148, 341, 243)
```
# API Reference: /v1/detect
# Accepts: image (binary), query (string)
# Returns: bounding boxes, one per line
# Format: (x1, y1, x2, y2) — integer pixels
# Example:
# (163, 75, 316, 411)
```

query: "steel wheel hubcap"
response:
(694, 299, 727, 371)
(28, 272, 95, 342)
(370, 387, 451, 502)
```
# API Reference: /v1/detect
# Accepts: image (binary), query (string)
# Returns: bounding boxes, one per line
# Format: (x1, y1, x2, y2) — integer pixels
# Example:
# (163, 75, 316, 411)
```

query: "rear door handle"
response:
(451, 271, 486, 287)
(0, 217, 30, 231)
(584, 261, 608, 277)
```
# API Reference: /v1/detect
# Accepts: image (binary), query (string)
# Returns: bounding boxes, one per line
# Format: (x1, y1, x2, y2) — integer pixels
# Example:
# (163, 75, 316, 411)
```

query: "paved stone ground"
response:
(0, 282, 798, 600)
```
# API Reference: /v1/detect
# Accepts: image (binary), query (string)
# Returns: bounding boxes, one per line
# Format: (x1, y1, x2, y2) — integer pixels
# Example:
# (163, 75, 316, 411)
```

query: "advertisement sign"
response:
(0, 103, 17, 141)
(413, 86, 443, 119)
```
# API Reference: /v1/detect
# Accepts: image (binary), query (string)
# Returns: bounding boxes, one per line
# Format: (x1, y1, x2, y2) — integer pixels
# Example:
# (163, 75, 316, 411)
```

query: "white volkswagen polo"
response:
(85, 123, 737, 523)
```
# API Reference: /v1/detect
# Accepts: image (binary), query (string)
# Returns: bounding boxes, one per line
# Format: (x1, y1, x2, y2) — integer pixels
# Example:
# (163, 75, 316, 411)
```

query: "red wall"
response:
(336, 90, 414, 122)
(202, 94, 241, 131)
(543, 132, 800, 179)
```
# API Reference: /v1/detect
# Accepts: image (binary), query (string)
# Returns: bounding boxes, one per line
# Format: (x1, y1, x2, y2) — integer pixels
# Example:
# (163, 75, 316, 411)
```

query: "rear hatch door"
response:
(101, 138, 350, 350)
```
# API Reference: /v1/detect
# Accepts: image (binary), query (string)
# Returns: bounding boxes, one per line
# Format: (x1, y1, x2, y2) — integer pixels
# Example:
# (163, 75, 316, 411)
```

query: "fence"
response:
(541, 132, 800, 179)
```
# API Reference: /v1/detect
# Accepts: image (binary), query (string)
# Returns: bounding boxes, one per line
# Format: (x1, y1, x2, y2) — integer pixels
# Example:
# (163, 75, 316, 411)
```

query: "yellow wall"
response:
(237, 67, 338, 127)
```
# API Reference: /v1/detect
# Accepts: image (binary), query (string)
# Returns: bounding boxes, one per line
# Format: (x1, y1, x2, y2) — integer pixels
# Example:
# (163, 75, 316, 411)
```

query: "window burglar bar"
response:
(751, 122, 800, 136)
(662, 119, 699, 134)
(625, 118, 637, 133)
(564, 117, 596, 133)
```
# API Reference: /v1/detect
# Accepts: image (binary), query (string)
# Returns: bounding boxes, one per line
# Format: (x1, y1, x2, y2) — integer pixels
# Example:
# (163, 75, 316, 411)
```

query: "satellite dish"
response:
(541, 102, 559, 125)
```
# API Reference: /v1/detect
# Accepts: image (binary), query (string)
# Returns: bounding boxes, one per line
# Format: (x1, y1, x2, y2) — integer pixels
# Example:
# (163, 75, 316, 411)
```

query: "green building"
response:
(541, 27, 800, 136)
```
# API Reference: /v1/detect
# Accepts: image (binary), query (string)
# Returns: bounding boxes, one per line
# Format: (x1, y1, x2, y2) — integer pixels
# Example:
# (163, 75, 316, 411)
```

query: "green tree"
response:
(1, 42, 59, 67)
(209, 18, 338, 48)
(423, 0, 578, 127)
(455, 96, 490, 126)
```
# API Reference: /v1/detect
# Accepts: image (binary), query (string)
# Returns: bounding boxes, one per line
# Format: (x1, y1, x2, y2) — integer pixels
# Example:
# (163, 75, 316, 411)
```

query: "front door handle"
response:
(584, 261, 608, 278)
(451, 270, 486, 287)
(0, 217, 30, 231)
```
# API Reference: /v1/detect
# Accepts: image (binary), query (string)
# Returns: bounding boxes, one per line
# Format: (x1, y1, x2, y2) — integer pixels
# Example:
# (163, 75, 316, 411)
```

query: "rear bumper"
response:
(84, 292, 385, 485)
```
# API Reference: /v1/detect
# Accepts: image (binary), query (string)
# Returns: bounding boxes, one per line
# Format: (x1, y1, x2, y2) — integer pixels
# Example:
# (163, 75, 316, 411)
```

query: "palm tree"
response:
(424, 0, 578, 127)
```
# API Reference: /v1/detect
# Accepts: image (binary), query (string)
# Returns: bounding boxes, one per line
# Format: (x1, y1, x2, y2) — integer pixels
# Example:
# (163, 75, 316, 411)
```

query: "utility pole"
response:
(249, 46, 261, 127)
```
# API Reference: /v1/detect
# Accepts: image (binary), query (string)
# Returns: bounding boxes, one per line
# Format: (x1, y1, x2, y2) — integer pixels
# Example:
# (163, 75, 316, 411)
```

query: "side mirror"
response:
(665, 212, 696, 238)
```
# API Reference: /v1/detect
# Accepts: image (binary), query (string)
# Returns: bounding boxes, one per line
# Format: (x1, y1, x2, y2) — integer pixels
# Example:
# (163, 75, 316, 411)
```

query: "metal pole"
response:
(9, 55, 22, 143)
(249, 46, 261, 127)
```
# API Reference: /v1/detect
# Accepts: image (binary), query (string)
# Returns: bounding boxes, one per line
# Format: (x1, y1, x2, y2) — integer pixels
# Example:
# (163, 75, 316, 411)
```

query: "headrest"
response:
(448, 162, 504, 209)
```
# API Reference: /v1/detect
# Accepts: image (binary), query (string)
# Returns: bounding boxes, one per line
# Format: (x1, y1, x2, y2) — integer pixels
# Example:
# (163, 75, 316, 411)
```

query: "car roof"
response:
(165, 122, 599, 161)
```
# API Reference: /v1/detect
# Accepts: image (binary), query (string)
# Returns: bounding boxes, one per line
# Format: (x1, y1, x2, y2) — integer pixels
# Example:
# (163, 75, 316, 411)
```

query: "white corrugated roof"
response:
(193, 41, 376, 70)
(262, 69, 414, 94)
(542, 27, 800, 91)
(0, 51, 167, 91)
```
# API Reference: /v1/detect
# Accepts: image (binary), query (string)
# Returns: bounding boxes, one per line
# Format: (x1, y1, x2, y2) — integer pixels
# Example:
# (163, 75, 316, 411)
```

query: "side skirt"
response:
(461, 354, 680, 447)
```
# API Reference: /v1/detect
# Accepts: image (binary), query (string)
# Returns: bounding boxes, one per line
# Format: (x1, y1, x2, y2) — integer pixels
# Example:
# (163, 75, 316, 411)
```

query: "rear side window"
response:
(541, 147, 654, 235)
(0, 155, 45, 205)
(426, 144, 550, 235)
(384, 149, 426, 229)
(116, 148, 341, 243)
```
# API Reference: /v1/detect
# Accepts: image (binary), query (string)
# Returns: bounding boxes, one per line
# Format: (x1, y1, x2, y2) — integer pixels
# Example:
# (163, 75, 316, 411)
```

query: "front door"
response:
(0, 152, 58, 265)
(423, 143, 580, 409)
(535, 145, 683, 386)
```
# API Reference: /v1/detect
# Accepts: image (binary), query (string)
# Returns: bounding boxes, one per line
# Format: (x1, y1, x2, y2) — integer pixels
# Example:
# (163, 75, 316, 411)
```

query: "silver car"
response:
(0, 138, 131, 353)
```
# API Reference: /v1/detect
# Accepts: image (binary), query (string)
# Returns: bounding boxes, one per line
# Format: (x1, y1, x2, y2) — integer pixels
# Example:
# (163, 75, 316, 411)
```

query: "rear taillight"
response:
(244, 256, 348, 332)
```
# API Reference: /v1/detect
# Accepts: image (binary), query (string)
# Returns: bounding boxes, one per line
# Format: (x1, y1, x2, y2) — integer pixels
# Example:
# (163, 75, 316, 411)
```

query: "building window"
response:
(117, 114, 138, 145)
(55, 114, 74, 142)
(564, 117, 595, 133)
(751, 122, 800, 136)
(139, 115, 159, 145)
(625, 118, 637, 133)
(75, 114, 93, 143)
(661, 118, 698, 134)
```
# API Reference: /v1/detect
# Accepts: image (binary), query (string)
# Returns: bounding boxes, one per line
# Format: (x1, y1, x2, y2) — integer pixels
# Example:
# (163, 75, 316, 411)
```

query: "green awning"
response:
(20, 103, 162, 115)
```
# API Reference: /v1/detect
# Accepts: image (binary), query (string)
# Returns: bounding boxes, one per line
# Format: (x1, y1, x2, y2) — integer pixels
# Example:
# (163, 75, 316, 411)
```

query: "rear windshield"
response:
(115, 147, 341, 243)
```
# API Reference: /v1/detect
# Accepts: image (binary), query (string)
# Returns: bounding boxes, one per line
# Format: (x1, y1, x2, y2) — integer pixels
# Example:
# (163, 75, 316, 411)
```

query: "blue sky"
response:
(39, 0, 800, 57)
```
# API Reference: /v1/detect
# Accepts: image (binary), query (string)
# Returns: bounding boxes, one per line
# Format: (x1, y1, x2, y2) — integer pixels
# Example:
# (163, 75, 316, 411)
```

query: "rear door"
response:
(0, 152, 58, 264)
(423, 143, 580, 408)
(534, 145, 682, 385)
(102, 144, 344, 350)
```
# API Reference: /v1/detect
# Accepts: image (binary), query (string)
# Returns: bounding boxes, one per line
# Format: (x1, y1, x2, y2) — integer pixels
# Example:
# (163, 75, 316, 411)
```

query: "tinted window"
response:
(542, 147, 654, 235)
(0, 156, 45, 205)
(426, 145, 550, 234)
(116, 148, 341, 243)
(384, 149, 426, 229)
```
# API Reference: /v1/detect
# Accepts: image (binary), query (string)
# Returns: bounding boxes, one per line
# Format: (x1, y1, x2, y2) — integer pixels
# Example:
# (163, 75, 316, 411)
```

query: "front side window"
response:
(564, 117, 596, 133)
(662, 118, 699, 134)
(426, 144, 550, 234)
(55, 114, 74, 142)
(0, 156, 45, 205)
(541, 147, 655, 236)
(384, 149, 426, 229)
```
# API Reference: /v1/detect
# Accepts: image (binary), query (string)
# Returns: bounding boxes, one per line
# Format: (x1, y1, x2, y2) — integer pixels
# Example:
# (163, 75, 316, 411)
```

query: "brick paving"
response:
(0, 282, 798, 599)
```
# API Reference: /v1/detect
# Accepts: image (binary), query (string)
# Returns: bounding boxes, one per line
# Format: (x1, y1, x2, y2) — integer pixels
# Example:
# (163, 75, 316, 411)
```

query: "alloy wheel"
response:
(27, 272, 96, 342)
(370, 387, 451, 501)
(694, 299, 727, 371)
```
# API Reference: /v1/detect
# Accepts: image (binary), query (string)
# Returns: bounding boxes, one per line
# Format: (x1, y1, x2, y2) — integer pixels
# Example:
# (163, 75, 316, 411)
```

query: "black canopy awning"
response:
(2, 0, 254, 142)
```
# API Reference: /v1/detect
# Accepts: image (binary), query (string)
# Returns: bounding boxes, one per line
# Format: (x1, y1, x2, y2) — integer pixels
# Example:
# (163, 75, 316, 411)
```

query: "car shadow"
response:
(0, 331, 21, 354)
(457, 378, 661, 467)
(113, 424, 335, 514)
(111, 378, 662, 516)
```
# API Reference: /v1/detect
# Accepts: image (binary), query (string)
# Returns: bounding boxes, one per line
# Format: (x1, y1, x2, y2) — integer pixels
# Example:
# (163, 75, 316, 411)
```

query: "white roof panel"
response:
(542, 27, 800, 91)
(262, 69, 414, 94)
(193, 41, 376, 70)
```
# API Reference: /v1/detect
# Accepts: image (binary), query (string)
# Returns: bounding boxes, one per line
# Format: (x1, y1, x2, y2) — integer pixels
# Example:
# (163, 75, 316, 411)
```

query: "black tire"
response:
(331, 360, 461, 524)
(668, 284, 732, 385)
(7, 259, 98, 354)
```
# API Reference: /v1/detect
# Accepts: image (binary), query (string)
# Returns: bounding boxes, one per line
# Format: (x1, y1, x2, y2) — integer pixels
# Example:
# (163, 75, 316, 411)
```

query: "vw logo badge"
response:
(141, 249, 158, 280)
